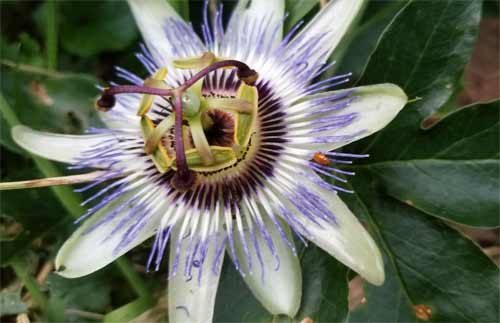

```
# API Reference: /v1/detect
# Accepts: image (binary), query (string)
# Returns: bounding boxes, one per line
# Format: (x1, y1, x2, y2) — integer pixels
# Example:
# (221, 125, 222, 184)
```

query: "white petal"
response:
(128, 0, 188, 65)
(288, 0, 365, 66)
(297, 84, 407, 151)
(56, 190, 161, 278)
(168, 228, 224, 323)
(233, 215, 301, 317)
(288, 172, 384, 285)
(230, 0, 285, 43)
(12, 125, 108, 164)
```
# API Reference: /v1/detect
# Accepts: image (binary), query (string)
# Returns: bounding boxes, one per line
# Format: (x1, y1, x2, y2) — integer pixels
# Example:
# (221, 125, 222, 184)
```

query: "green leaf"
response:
(333, 0, 408, 79)
(357, 101, 500, 227)
(1, 67, 103, 151)
(0, 151, 69, 264)
(295, 245, 349, 323)
(214, 262, 272, 322)
(347, 173, 500, 323)
(214, 244, 349, 322)
(367, 160, 499, 228)
(0, 290, 28, 316)
(359, 0, 481, 119)
(38, 1, 139, 57)
(285, 0, 319, 32)
(47, 272, 111, 313)
(349, 260, 416, 323)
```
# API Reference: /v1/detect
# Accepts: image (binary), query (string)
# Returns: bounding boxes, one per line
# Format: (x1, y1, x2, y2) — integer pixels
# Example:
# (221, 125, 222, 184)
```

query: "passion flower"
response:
(9, 0, 407, 321)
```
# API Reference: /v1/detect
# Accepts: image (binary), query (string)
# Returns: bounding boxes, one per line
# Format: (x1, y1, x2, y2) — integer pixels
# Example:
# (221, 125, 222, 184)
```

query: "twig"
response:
(0, 171, 108, 190)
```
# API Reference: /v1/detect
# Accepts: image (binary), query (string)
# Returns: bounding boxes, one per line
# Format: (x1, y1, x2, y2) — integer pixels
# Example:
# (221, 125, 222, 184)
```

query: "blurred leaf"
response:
(0, 66, 103, 149)
(0, 290, 28, 316)
(348, 172, 500, 323)
(359, 101, 499, 227)
(359, 0, 481, 118)
(36, 0, 139, 57)
(0, 151, 70, 264)
(285, 0, 319, 32)
(47, 272, 111, 314)
(295, 245, 349, 322)
(103, 297, 155, 323)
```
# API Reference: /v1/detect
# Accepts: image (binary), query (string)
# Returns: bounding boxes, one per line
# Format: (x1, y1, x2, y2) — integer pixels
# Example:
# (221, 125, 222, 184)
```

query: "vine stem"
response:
(45, 0, 58, 70)
(0, 91, 151, 301)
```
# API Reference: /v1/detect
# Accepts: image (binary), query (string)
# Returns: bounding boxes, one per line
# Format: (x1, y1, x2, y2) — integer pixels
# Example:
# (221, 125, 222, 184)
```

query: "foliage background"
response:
(0, 0, 498, 322)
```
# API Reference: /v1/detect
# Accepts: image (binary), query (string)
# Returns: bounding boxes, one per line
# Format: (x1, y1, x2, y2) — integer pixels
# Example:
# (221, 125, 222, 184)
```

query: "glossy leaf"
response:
(349, 260, 416, 323)
(359, 101, 500, 227)
(348, 172, 500, 323)
(368, 160, 499, 227)
(295, 245, 349, 323)
(359, 0, 481, 119)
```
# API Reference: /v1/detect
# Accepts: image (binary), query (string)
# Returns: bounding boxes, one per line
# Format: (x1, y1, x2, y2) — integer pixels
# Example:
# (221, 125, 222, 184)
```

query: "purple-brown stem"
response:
(170, 92, 196, 190)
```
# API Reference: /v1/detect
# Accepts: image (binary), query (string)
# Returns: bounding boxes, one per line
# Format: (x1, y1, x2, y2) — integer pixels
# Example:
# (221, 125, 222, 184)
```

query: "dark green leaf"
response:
(47, 271, 111, 313)
(51, 1, 139, 57)
(349, 173, 500, 323)
(215, 244, 349, 323)
(334, 0, 408, 80)
(295, 245, 349, 323)
(0, 150, 70, 264)
(214, 261, 272, 322)
(356, 101, 500, 227)
(0, 290, 28, 316)
(349, 261, 416, 323)
(359, 0, 481, 119)
(1, 68, 103, 140)
(367, 160, 499, 227)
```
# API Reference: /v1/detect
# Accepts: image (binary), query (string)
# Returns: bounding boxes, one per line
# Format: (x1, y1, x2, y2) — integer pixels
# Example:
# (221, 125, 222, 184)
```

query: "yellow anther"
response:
(173, 52, 216, 70)
(188, 116, 215, 166)
(137, 67, 169, 116)
(144, 114, 175, 154)
(171, 146, 237, 172)
(202, 98, 253, 113)
(140, 116, 172, 173)
(233, 84, 258, 150)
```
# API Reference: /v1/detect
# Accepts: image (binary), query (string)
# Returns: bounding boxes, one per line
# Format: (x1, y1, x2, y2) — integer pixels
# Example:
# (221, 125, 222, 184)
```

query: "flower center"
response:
(96, 53, 260, 191)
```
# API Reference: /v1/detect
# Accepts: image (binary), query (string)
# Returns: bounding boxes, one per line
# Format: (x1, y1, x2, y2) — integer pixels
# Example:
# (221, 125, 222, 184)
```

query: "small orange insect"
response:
(313, 152, 330, 165)
(413, 304, 432, 321)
